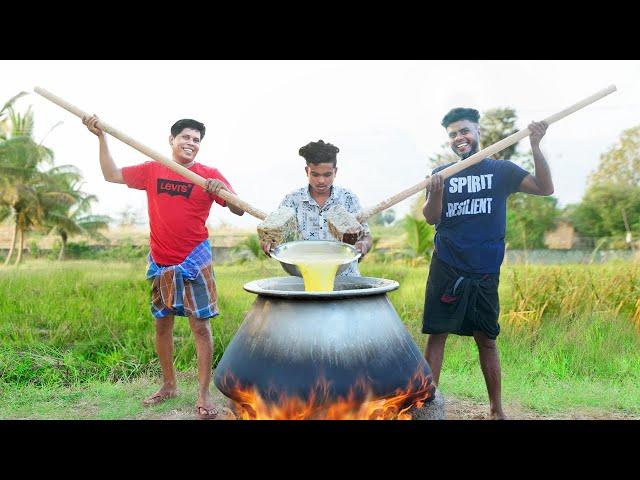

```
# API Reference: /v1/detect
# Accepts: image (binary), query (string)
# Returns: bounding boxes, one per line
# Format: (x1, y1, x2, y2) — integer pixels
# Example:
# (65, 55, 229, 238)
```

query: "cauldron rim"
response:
(243, 276, 399, 298)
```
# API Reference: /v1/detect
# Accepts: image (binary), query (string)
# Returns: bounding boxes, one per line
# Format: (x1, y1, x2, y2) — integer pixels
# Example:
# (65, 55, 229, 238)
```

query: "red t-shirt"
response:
(121, 161, 235, 265)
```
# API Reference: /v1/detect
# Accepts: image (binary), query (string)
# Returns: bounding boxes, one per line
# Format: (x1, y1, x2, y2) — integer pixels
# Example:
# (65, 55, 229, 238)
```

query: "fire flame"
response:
(218, 369, 435, 420)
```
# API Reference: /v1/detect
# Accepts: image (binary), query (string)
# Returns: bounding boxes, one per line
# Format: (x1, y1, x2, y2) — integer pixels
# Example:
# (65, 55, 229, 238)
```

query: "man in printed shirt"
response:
(83, 115, 245, 419)
(422, 108, 554, 419)
(260, 140, 373, 274)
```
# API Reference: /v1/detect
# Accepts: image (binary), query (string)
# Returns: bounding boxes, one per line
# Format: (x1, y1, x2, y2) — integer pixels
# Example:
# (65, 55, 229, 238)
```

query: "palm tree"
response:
(0, 98, 71, 265)
(3, 164, 80, 265)
(0, 139, 53, 265)
(0, 93, 30, 263)
(44, 169, 111, 260)
(0, 92, 28, 139)
(402, 214, 435, 264)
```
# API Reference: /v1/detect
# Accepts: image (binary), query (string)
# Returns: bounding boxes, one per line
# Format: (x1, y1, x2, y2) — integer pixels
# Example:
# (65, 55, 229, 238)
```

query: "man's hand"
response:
(205, 179, 228, 196)
(82, 114, 104, 138)
(354, 237, 372, 260)
(529, 120, 548, 148)
(260, 240, 274, 257)
(429, 173, 444, 193)
(423, 173, 445, 225)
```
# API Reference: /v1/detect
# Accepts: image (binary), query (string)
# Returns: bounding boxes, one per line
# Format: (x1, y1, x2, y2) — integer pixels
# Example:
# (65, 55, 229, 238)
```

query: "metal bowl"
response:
(270, 240, 361, 277)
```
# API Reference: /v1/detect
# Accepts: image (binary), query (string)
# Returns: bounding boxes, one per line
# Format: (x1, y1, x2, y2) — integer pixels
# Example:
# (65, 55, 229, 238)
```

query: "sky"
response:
(2, 60, 639, 230)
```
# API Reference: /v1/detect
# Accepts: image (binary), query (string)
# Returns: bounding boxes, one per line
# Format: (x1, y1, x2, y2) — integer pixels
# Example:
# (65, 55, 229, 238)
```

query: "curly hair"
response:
(441, 108, 480, 128)
(299, 140, 339, 166)
(171, 119, 206, 139)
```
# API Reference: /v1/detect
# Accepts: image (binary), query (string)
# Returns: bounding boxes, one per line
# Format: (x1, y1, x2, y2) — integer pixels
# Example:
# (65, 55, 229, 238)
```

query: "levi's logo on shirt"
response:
(157, 178, 194, 198)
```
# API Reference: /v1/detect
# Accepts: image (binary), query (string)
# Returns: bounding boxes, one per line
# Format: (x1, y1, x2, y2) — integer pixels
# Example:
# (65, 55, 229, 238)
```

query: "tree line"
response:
(0, 93, 110, 265)
(3, 94, 638, 265)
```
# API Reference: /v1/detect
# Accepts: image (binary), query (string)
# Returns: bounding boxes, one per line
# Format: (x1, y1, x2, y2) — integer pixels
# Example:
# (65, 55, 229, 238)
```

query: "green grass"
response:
(0, 259, 283, 384)
(1, 258, 639, 417)
(0, 372, 216, 419)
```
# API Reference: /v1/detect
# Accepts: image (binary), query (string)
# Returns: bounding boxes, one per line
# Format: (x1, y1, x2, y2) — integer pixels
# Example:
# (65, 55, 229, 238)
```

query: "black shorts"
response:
(422, 253, 501, 340)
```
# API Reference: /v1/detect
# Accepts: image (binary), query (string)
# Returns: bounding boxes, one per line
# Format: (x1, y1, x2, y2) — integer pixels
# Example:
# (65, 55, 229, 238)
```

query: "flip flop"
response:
(195, 405, 219, 420)
(142, 390, 178, 406)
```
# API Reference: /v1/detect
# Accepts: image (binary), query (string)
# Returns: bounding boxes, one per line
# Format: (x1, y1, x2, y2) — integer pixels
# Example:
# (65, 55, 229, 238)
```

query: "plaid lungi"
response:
(146, 240, 218, 319)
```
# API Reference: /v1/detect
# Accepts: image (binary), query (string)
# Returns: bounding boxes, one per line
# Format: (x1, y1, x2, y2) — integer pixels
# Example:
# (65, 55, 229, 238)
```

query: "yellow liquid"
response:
(297, 262, 340, 292)
(277, 249, 355, 292)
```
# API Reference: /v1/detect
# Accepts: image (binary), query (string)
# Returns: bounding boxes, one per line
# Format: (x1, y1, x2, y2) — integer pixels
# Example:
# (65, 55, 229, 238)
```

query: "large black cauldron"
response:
(214, 276, 434, 406)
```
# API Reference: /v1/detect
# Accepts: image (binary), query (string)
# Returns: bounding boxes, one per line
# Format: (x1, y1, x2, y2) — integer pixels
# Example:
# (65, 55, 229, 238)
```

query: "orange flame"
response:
(219, 369, 435, 420)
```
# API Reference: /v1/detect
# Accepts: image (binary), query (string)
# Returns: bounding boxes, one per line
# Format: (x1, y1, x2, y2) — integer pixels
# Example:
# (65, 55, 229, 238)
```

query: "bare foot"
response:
(142, 387, 179, 406)
(490, 410, 507, 420)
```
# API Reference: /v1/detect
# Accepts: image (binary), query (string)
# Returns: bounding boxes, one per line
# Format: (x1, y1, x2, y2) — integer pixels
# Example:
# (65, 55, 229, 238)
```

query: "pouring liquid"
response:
(277, 249, 355, 292)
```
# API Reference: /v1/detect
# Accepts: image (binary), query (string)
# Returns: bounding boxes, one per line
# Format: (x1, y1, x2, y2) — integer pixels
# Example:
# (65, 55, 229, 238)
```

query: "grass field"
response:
(1, 258, 639, 418)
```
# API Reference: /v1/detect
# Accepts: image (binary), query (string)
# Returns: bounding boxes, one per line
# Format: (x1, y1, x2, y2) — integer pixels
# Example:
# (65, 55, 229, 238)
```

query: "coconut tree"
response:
(53, 211, 111, 260)
(44, 168, 111, 260)
(0, 93, 30, 263)
(4, 164, 81, 265)
(0, 99, 71, 265)
(0, 92, 28, 139)
(402, 214, 435, 265)
(0, 136, 52, 265)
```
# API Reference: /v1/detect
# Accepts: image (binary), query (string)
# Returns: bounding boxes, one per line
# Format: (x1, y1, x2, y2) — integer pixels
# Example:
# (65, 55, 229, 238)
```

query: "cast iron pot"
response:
(214, 276, 434, 406)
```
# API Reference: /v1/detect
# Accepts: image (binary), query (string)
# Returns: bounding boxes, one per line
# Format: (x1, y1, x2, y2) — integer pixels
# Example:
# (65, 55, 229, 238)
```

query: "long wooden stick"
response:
(358, 84, 617, 221)
(34, 86, 268, 220)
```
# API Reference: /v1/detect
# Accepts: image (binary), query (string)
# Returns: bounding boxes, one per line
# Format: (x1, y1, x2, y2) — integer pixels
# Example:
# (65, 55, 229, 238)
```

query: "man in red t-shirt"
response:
(83, 115, 245, 419)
